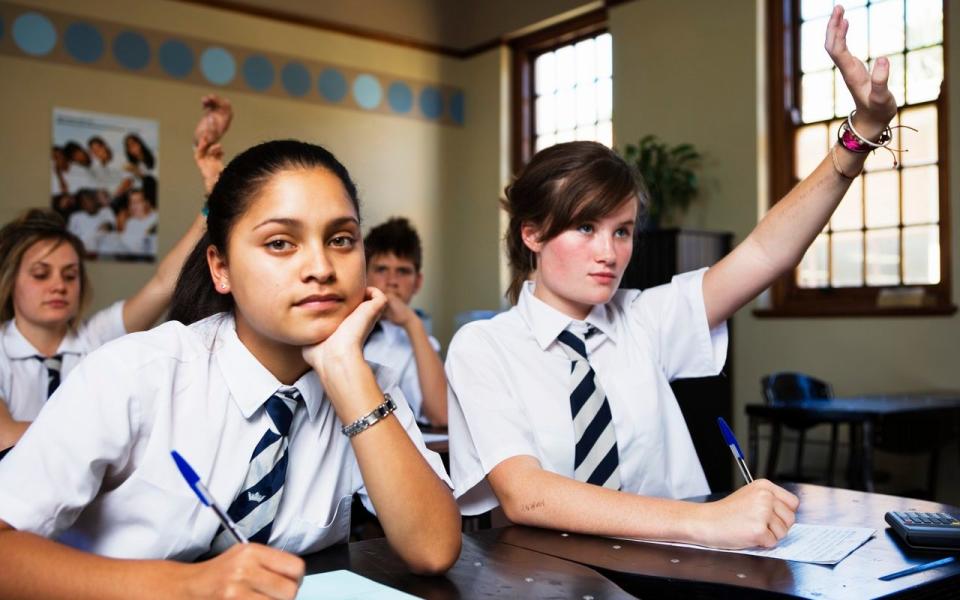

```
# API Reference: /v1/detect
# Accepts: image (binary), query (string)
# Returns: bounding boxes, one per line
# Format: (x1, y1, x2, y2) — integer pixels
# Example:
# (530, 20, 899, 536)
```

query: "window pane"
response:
(555, 88, 575, 131)
(595, 33, 612, 78)
(906, 0, 943, 49)
(535, 94, 556, 135)
(535, 133, 555, 152)
(801, 18, 833, 72)
(844, 7, 869, 61)
(555, 129, 575, 144)
(798, 233, 829, 288)
(794, 123, 828, 179)
(834, 68, 856, 117)
(597, 77, 612, 121)
(596, 120, 612, 147)
(576, 83, 597, 126)
(836, 0, 867, 8)
(575, 38, 596, 86)
(575, 124, 596, 141)
(801, 0, 834, 19)
(865, 228, 900, 286)
(869, 53, 905, 107)
(535, 52, 556, 95)
(831, 178, 863, 231)
(906, 46, 943, 104)
(832, 231, 864, 287)
(864, 112, 901, 172)
(902, 165, 939, 225)
(802, 70, 835, 123)
(869, 0, 905, 58)
(900, 105, 938, 165)
(903, 225, 940, 284)
(864, 170, 900, 227)
(556, 45, 575, 89)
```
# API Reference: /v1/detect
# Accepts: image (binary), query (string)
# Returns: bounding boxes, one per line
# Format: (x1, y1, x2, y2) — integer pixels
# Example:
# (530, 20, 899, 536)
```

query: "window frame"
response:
(510, 9, 608, 174)
(761, 0, 954, 317)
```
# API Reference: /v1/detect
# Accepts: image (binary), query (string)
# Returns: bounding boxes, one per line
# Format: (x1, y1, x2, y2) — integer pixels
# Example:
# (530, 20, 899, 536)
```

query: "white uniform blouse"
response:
(363, 320, 441, 424)
(446, 269, 728, 515)
(0, 313, 450, 560)
(0, 301, 126, 421)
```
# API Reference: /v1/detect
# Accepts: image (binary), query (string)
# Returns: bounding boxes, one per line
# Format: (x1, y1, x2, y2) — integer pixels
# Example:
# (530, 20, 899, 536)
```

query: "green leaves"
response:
(623, 135, 702, 226)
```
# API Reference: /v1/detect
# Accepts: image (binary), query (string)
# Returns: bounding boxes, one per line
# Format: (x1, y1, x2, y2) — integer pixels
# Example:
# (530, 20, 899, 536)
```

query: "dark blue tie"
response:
(556, 328, 621, 489)
(34, 354, 63, 398)
(209, 387, 300, 553)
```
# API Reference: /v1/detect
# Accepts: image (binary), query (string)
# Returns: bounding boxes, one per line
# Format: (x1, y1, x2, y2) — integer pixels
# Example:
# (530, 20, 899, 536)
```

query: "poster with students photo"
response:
(51, 108, 159, 262)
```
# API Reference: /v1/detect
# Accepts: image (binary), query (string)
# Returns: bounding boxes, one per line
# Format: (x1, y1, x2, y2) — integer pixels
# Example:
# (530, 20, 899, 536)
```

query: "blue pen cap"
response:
(717, 417, 744, 457)
(171, 450, 210, 506)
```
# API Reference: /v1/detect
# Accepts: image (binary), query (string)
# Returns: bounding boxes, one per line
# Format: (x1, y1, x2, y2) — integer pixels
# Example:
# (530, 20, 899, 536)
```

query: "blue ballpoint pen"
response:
(171, 450, 248, 545)
(879, 556, 956, 581)
(717, 417, 754, 484)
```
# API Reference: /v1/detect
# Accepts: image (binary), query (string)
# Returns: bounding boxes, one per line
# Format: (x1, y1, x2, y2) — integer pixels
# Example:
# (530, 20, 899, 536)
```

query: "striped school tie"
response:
(556, 327, 622, 490)
(34, 354, 63, 398)
(209, 387, 301, 553)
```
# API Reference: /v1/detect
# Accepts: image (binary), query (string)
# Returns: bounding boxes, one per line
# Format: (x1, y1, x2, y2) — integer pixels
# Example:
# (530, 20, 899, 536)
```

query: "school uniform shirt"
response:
(0, 313, 450, 560)
(446, 268, 728, 515)
(0, 301, 126, 421)
(363, 319, 441, 424)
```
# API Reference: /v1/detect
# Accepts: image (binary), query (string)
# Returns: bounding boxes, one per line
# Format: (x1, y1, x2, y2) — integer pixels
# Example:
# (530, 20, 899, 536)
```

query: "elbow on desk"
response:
(401, 536, 462, 575)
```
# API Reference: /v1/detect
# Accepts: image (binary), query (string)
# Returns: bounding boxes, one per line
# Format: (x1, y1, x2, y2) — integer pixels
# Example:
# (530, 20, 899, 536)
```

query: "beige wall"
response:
(0, 0, 504, 345)
(611, 0, 960, 503)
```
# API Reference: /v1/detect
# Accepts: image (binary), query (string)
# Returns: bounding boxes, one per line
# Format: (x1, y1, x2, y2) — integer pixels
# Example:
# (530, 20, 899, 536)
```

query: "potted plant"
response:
(623, 135, 702, 229)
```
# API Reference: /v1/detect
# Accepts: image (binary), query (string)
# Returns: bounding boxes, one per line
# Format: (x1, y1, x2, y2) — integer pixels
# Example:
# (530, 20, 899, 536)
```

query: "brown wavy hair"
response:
(502, 141, 647, 303)
(0, 209, 90, 328)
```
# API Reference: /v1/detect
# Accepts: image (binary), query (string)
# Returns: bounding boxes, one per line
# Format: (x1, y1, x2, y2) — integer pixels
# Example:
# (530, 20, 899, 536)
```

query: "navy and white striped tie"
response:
(34, 354, 63, 398)
(209, 387, 300, 553)
(556, 328, 621, 490)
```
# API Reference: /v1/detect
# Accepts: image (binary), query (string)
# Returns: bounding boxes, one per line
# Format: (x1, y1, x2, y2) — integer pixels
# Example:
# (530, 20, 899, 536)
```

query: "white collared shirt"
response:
(0, 313, 450, 560)
(446, 268, 727, 515)
(0, 301, 126, 421)
(363, 320, 441, 424)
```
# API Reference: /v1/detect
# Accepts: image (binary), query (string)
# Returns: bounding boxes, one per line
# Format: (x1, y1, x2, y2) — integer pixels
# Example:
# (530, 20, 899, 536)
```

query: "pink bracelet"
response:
(838, 121, 891, 153)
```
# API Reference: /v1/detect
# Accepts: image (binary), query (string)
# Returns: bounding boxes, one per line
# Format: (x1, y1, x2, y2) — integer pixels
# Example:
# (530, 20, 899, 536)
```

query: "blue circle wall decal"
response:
(281, 62, 310, 97)
(449, 90, 465, 125)
(64, 22, 103, 63)
(419, 87, 443, 120)
(13, 12, 56, 56)
(200, 47, 235, 85)
(159, 39, 193, 78)
(318, 68, 347, 102)
(243, 55, 274, 91)
(113, 31, 150, 70)
(353, 74, 382, 110)
(387, 82, 413, 114)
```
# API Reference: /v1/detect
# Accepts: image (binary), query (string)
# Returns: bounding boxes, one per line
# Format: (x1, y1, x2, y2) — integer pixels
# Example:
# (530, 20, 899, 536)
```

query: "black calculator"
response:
(885, 511, 960, 550)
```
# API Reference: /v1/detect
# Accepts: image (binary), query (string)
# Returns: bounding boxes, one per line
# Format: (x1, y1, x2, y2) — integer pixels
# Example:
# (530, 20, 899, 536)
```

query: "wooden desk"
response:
(419, 424, 449, 454)
(495, 484, 960, 599)
(746, 392, 960, 492)
(303, 529, 634, 599)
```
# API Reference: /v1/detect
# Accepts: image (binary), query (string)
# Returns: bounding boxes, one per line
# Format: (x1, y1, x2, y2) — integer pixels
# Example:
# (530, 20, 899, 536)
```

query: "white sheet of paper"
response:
(627, 523, 876, 565)
(295, 570, 421, 600)
(420, 432, 448, 444)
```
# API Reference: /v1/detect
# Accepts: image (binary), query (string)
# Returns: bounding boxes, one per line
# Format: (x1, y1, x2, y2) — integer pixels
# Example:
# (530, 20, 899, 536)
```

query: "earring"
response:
(220, 282, 227, 290)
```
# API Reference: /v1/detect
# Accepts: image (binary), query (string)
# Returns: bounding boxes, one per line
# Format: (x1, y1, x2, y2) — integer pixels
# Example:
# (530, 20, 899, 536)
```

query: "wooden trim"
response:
(765, 0, 953, 316)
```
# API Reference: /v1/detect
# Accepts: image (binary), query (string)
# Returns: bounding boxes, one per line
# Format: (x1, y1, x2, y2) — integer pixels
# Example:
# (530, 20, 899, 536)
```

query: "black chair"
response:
(761, 372, 840, 485)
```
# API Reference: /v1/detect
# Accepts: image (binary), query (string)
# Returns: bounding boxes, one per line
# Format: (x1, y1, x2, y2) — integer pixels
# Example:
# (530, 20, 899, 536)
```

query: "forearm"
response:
(0, 529, 184, 600)
(122, 213, 206, 331)
(326, 359, 460, 573)
(404, 319, 448, 425)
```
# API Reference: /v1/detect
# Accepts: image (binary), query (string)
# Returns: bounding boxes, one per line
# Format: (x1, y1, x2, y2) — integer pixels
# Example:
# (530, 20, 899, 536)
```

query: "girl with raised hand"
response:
(0, 139, 461, 599)
(447, 6, 896, 550)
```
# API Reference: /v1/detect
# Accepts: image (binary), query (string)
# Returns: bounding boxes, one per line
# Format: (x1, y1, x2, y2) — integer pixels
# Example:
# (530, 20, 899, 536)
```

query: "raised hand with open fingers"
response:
(193, 94, 234, 148)
(825, 5, 897, 139)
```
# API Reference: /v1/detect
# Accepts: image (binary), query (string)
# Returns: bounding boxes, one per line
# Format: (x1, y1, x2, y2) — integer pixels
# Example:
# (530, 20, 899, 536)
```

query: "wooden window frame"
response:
(510, 9, 608, 174)
(760, 0, 955, 318)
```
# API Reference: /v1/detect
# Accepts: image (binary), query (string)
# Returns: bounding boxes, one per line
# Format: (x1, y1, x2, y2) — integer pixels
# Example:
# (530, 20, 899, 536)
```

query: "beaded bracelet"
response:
(836, 109, 915, 168)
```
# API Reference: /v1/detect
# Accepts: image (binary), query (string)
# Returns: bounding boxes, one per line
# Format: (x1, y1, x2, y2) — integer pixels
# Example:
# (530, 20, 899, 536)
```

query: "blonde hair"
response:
(0, 209, 90, 328)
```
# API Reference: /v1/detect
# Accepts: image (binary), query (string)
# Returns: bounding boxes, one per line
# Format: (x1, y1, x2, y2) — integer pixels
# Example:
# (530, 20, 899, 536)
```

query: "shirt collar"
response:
(213, 314, 324, 421)
(516, 281, 618, 351)
(1, 320, 84, 359)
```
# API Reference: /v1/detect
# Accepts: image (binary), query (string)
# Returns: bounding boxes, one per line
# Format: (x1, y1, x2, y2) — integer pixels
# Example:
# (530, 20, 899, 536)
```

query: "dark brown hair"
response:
(364, 217, 423, 272)
(169, 140, 361, 324)
(0, 209, 90, 327)
(503, 141, 647, 303)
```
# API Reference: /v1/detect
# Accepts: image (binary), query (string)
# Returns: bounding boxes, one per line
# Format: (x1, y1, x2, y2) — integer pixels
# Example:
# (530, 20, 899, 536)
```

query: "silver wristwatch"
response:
(341, 393, 397, 438)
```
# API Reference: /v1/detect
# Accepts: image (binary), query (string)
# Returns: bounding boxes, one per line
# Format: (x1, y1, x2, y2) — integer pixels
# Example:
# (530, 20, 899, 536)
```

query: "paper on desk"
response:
(630, 523, 876, 565)
(296, 570, 421, 599)
(420, 432, 448, 444)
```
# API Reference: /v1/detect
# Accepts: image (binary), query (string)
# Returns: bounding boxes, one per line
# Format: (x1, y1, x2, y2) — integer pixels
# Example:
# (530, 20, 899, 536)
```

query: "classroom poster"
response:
(51, 108, 159, 262)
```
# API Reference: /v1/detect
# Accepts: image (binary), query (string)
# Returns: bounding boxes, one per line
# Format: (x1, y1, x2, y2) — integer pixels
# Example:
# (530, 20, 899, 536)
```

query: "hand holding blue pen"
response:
(717, 417, 754, 485)
(171, 450, 248, 545)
